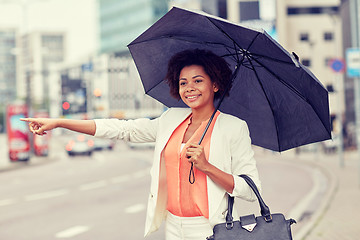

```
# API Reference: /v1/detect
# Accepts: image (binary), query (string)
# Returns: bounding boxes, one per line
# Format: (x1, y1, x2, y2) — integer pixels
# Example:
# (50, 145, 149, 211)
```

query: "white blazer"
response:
(94, 108, 261, 237)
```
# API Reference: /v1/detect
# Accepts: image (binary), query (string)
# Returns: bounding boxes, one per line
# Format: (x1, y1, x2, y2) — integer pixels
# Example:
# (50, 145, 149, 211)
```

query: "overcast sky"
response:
(0, 0, 97, 63)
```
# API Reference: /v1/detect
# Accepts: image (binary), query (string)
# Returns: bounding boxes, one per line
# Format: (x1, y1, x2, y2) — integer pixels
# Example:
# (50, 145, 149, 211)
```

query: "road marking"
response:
(110, 174, 131, 184)
(25, 189, 69, 201)
(3, 168, 151, 205)
(0, 199, 17, 207)
(125, 203, 146, 214)
(55, 225, 90, 238)
(132, 169, 149, 179)
(79, 180, 107, 191)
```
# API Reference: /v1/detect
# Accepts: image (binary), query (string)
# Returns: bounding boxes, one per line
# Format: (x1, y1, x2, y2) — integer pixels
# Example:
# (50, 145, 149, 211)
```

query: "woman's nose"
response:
(186, 87, 195, 92)
(186, 83, 195, 91)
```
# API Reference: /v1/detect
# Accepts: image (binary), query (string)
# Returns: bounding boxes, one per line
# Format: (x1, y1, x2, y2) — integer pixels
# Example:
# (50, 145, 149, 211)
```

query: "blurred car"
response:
(127, 141, 155, 149)
(93, 138, 115, 151)
(34, 134, 49, 156)
(65, 134, 94, 156)
(9, 139, 30, 161)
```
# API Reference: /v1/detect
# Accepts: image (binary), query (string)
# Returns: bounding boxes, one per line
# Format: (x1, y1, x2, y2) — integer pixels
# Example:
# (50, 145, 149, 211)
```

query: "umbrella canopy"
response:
(127, 7, 331, 152)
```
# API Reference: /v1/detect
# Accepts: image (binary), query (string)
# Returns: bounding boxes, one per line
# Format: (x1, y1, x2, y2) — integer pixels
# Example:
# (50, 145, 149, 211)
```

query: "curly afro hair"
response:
(165, 49, 233, 100)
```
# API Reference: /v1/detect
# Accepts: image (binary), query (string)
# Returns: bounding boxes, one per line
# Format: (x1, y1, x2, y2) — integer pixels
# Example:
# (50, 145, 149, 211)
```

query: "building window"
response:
(239, 1, 260, 21)
(326, 84, 334, 92)
(288, 6, 339, 15)
(300, 33, 309, 41)
(302, 59, 311, 67)
(324, 32, 333, 41)
(218, 0, 227, 19)
(325, 58, 332, 67)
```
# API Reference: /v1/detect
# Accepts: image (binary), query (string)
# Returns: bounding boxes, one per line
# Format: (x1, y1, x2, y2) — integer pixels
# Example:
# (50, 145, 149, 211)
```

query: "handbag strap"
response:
(226, 175, 272, 225)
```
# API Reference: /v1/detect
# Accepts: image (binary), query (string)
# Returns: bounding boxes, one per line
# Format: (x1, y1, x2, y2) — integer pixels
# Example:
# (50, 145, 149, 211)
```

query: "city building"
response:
(98, 0, 169, 54)
(0, 28, 18, 132)
(276, 0, 344, 134)
(19, 31, 65, 111)
(226, 0, 277, 40)
(97, 0, 168, 118)
(47, 58, 97, 120)
(0, 28, 18, 104)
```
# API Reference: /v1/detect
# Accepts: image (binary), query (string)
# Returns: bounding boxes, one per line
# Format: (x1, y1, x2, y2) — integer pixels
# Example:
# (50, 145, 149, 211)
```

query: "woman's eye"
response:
(195, 79, 202, 83)
(179, 82, 186, 86)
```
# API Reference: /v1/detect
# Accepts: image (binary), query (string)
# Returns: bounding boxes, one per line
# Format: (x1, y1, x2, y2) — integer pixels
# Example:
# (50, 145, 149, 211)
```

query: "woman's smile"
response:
(185, 94, 201, 101)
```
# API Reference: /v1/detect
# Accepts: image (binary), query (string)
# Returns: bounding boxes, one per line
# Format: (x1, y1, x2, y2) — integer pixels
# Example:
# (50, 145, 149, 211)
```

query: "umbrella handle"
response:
(189, 163, 195, 184)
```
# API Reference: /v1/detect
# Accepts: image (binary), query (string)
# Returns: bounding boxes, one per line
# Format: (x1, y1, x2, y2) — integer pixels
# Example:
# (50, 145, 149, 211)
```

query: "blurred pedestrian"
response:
(21, 49, 261, 240)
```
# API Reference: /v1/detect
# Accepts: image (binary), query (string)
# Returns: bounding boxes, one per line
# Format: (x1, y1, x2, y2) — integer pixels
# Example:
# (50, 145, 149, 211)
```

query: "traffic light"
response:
(93, 88, 102, 98)
(62, 101, 70, 110)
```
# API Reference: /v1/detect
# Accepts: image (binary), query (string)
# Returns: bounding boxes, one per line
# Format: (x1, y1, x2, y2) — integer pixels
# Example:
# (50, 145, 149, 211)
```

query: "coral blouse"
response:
(164, 111, 220, 218)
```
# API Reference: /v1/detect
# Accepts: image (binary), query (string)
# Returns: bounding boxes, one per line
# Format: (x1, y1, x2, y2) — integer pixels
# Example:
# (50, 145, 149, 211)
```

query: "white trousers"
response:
(165, 212, 213, 240)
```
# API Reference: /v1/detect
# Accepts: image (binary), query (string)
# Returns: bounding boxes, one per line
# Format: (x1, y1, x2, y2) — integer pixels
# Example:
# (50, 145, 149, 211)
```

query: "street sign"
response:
(329, 58, 345, 73)
(81, 62, 93, 72)
(346, 48, 360, 77)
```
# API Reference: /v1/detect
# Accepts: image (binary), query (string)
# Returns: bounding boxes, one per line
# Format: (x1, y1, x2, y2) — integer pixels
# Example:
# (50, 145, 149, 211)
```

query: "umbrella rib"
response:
(224, 52, 295, 66)
(246, 55, 281, 152)
(205, 17, 256, 63)
(129, 35, 236, 50)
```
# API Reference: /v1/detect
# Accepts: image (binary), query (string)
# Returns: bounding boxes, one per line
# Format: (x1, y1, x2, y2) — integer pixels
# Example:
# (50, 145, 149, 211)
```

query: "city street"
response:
(0, 134, 326, 240)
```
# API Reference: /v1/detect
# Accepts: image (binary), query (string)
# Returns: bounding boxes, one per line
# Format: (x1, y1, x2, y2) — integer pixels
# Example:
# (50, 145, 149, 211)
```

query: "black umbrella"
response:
(127, 7, 331, 153)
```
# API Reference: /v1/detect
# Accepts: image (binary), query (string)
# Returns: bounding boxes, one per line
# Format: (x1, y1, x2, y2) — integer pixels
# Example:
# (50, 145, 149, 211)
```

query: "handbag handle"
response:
(226, 175, 272, 225)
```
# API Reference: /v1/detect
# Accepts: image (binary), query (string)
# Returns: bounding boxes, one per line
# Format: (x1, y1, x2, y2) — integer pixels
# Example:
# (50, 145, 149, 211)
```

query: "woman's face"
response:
(179, 65, 218, 111)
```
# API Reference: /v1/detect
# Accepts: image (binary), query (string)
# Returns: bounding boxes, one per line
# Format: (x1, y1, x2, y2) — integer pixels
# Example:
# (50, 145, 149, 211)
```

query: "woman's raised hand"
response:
(186, 143, 210, 172)
(20, 118, 58, 136)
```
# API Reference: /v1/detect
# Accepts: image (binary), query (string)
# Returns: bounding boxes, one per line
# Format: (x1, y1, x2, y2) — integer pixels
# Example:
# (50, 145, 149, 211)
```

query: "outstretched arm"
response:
(20, 118, 96, 136)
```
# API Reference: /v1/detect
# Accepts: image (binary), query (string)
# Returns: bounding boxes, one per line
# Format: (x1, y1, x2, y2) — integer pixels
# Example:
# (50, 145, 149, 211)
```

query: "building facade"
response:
(19, 31, 65, 111)
(98, 0, 169, 54)
(0, 28, 18, 132)
(276, 0, 344, 134)
(97, 0, 168, 118)
(0, 28, 18, 105)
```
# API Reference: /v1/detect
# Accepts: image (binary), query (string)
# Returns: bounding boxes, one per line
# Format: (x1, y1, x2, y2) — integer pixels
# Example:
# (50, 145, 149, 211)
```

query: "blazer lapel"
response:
(157, 108, 192, 151)
(207, 113, 227, 220)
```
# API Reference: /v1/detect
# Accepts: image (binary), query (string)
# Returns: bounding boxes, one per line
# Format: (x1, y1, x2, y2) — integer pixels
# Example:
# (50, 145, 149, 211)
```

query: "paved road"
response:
(0, 134, 326, 239)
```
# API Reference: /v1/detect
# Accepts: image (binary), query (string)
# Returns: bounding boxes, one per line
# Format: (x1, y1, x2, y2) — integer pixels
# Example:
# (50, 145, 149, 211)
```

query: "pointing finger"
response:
(20, 118, 35, 122)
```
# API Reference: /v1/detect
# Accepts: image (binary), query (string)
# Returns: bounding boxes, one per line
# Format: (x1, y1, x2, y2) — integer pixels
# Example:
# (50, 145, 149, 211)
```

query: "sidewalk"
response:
(261, 148, 360, 240)
(296, 150, 360, 240)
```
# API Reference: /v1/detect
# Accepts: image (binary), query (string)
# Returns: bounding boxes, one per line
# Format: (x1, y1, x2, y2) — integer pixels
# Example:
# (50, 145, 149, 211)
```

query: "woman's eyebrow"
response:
(192, 75, 204, 79)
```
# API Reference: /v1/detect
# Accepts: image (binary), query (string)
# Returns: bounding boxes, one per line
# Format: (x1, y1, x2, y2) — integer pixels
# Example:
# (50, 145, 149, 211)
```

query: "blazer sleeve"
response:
(93, 117, 159, 142)
(228, 120, 261, 202)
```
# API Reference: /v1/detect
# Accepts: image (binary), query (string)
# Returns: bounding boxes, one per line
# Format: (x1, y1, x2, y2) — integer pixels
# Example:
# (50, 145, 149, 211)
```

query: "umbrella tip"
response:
(292, 52, 299, 61)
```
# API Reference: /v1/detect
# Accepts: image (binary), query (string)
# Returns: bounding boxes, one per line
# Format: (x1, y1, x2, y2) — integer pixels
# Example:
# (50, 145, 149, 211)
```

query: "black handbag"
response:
(207, 175, 296, 240)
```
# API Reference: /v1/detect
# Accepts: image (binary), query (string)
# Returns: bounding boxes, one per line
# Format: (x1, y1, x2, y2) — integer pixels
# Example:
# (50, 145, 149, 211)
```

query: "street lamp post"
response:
(349, 0, 360, 186)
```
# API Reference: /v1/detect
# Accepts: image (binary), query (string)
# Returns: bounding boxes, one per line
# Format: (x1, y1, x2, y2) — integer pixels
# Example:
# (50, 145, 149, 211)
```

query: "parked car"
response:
(65, 134, 94, 156)
(127, 141, 155, 149)
(93, 138, 115, 151)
